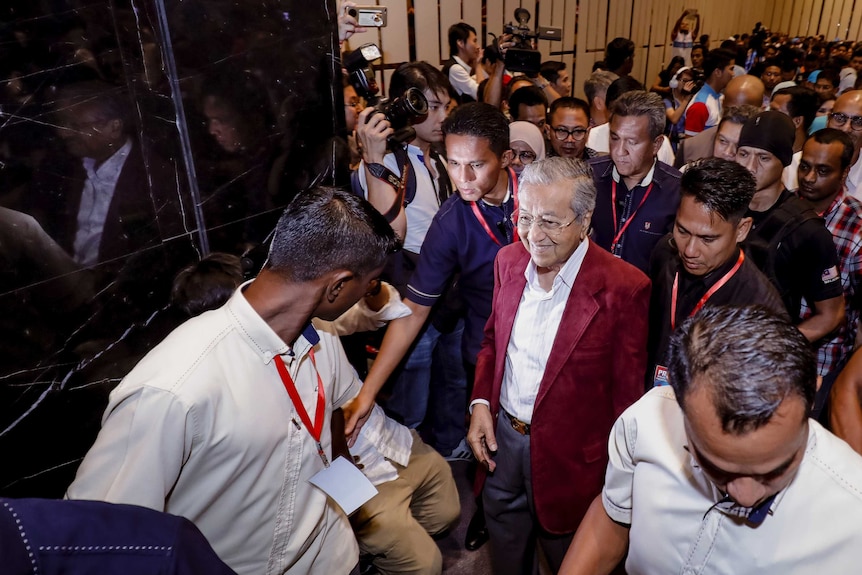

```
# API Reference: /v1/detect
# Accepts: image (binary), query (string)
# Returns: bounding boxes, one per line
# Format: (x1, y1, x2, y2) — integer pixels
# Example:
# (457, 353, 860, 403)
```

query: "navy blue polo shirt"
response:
(590, 156, 682, 274)
(407, 181, 515, 364)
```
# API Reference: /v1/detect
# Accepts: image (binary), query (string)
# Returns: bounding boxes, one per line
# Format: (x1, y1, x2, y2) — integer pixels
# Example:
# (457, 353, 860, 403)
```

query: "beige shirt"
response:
(67, 284, 360, 575)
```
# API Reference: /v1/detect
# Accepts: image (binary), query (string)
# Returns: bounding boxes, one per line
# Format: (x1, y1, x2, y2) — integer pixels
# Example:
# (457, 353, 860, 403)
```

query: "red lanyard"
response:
(274, 349, 329, 467)
(611, 180, 654, 252)
(671, 251, 745, 329)
(469, 167, 519, 246)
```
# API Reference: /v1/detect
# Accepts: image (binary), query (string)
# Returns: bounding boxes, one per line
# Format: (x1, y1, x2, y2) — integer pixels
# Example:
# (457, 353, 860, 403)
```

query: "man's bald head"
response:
(724, 75, 766, 107)
(828, 90, 862, 152)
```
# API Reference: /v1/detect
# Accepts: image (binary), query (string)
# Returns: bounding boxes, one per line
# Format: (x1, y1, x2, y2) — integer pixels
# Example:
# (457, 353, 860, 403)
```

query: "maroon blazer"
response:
(472, 240, 650, 534)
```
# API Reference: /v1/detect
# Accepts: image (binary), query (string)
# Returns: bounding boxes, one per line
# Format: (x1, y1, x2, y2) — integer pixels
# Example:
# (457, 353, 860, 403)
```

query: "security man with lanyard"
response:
(647, 157, 786, 387)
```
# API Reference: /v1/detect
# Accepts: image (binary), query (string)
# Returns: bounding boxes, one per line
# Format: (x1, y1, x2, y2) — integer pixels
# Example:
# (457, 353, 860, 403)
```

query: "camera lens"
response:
(402, 87, 429, 116)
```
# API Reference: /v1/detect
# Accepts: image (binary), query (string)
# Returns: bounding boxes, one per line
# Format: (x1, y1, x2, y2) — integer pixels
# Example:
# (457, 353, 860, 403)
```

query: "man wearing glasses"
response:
(827, 90, 862, 198)
(545, 97, 597, 161)
(466, 156, 650, 575)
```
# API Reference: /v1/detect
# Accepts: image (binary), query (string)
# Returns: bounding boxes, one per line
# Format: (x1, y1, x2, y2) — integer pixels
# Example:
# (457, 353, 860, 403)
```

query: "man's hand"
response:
(357, 108, 392, 164)
(467, 404, 498, 472)
(343, 391, 375, 447)
(339, 1, 367, 41)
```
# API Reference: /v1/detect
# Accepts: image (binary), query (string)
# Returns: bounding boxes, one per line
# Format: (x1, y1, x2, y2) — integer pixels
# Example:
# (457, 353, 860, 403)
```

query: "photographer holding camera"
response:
(356, 62, 473, 461)
(664, 66, 699, 151)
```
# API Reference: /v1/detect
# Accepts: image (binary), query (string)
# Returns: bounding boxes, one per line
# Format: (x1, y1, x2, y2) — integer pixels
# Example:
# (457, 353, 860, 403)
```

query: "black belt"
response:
(502, 409, 531, 435)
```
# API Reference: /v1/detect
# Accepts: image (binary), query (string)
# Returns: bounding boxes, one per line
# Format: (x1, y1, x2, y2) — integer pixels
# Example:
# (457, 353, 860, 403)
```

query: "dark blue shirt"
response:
(407, 179, 515, 363)
(0, 498, 236, 575)
(590, 156, 682, 274)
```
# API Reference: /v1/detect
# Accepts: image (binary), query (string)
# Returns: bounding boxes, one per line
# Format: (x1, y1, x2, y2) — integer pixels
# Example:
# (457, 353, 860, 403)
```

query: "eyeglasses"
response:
(551, 126, 588, 141)
(511, 212, 577, 234)
(344, 100, 363, 109)
(512, 150, 537, 163)
(829, 112, 862, 131)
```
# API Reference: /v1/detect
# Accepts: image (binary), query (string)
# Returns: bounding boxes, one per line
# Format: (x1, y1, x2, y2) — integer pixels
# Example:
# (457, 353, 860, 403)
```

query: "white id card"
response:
(309, 455, 378, 515)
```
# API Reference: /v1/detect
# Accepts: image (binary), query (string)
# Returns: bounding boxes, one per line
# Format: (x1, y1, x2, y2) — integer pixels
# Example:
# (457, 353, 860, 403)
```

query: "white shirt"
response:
(603, 387, 862, 575)
(500, 238, 589, 423)
(839, 67, 857, 95)
(587, 122, 676, 166)
(73, 138, 132, 266)
(67, 285, 361, 575)
(846, 153, 862, 200)
(782, 149, 802, 191)
(448, 55, 480, 100)
(359, 144, 442, 253)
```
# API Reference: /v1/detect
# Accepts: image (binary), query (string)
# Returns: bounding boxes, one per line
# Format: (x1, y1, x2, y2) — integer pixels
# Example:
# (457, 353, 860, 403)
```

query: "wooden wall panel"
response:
(414, 0, 440, 64)
(439, 0, 462, 64)
(849, 0, 862, 42)
(486, 0, 505, 38)
(348, 0, 862, 113)
(838, 0, 854, 41)
(379, 0, 409, 68)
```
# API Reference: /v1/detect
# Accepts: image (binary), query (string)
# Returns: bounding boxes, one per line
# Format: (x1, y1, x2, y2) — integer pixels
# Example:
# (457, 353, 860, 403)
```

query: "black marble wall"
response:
(0, 0, 345, 496)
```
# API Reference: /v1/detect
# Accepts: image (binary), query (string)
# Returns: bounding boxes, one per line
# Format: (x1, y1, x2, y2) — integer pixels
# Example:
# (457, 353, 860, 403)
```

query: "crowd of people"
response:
(6, 6, 862, 575)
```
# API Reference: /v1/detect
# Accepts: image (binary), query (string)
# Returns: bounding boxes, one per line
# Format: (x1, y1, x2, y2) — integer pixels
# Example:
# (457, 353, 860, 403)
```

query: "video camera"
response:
(485, 8, 561, 75)
(344, 43, 428, 144)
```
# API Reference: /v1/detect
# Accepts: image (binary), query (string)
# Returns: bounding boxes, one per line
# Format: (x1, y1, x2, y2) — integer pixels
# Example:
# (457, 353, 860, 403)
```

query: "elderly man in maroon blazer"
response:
(467, 156, 650, 575)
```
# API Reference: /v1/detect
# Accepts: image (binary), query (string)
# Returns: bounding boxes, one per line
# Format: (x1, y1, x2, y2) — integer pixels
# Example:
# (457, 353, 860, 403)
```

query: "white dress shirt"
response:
(68, 284, 360, 575)
(587, 122, 676, 166)
(73, 138, 132, 266)
(604, 387, 862, 574)
(448, 55, 480, 101)
(499, 238, 589, 423)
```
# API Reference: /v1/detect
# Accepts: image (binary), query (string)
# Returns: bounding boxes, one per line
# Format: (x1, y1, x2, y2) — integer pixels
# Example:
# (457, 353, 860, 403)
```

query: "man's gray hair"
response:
(518, 157, 596, 221)
(584, 70, 618, 103)
(610, 90, 666, 140)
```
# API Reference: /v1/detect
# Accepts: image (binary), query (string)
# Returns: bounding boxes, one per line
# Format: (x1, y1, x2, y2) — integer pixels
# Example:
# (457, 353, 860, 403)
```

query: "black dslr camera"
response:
(485, 9, 561, 75)
(344, 43, 428, 144)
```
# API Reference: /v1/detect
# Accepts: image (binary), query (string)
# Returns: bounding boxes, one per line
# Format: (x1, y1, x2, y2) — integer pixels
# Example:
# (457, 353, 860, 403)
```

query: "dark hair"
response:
(605, 76, 645, 109)
(719, 104, 762, 128)
(171, 253, 245, 317)
(508, 85, 548, 120)
(773, 85, 818, 130)
(605, 37, 635, 72)
(681, 157, 756, 224)
(760, 58, 782, 73)
(665, 56, 685, 73)
(506, 75, 534, 100)
(267, 187, 400, 281)
(809, 127, 855, 170)
(199, 68, 275, 133)
(853, 48, 862, 60)
(448, 22, 476, 57)
(817, 68, 839, 88)
(540, 61, 567, 85)
(53, 80, 130, 129)
(703, 48, 735, 79)
(668, 305, 816, 435)
(389, 61, 453, 101)
(442, 102, 510, 156)
(610, 90, 665, 139)
(549, 96, 591, 122)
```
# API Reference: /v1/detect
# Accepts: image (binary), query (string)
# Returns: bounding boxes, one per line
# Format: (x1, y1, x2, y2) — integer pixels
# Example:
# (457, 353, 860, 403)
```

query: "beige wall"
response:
(343, 0, 857, 101)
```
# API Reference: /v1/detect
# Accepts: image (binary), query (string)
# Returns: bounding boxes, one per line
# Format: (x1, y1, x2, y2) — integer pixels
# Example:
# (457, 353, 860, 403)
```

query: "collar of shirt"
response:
(611, 160, 657, 188)
(453, 55, 471, 72)
(228, 280, 320, 364)
(523, 237, 590, 292)
(82, 137, 132, 182)
(822, 190, 848, 220)
(686, 423, 814, 524)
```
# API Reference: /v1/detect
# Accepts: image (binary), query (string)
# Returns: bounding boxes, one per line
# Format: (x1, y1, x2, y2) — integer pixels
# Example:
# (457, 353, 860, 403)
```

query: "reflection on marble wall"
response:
(0, 0, 343, 496)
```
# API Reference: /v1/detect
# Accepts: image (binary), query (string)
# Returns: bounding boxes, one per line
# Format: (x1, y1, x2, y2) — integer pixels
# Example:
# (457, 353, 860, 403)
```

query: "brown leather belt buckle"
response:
(505, 410, 531, 435)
